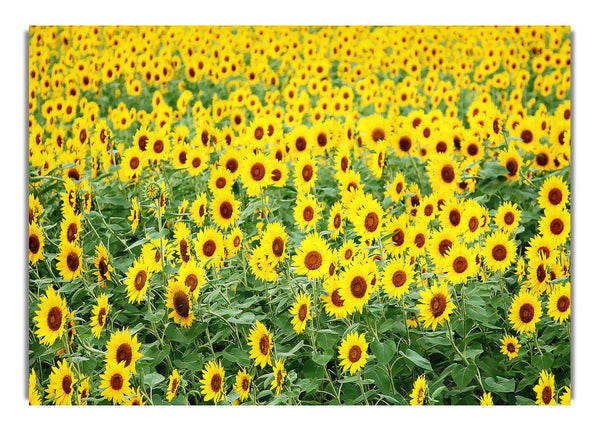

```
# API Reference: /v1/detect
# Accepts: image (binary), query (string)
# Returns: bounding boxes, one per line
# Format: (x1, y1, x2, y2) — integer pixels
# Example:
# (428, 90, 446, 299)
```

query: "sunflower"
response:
(499, 334, 521, 360)
(129, 197, 140, 232)
(533, 370, 557, 406)
(292, 232, 333, 280)
(479, 392, 494, 406)
(56, 241, 83, 281)
(547, 282, 571, 324)
(34, 285, 68, 346)
(226, 226, 244, 257)
(94, 243, 112, 286)
(100, 361, 133, 405)
(60, 211, 82, 245)
(289, 292, 312, 334)
(326, 201, 345, 240)
(338, 260, 376, 314)
(426, 152, 460, 195)
(90, 293, 110, 339)
(233, 368, 252, 402)
(124, 258, 152, 304)
(351, 194, 384, 243)
(497, 144, 523, 182)
(525, 234, 558, 263)
(119, 146, 146, 181)
(409, 375, 428, 406)
(29, 368, 42, 405)
(383, 214, 410, 258)
(29, 193, 44, 225)
(124, 387, 146, 406)
(269, 158, 289, 188)
(270, 358, 287, 395)
(166, 278, 195, 328)
(240, 151, 272, 198)
(293, 193, 321, 232)
(407, 222, 429, 257)
(338, 240, 358, 267)
(527, 255, 552, 294)
(538, 206, 570, 246)
(427, 228, 458, 270)
(201, 360, 225, 404)
(208, 165, 235, 196)
(494, 201, 521, 233)
(77, 375, 90, 405)
(337, 331, 369, 376)
(29, 222, 45, 266)
(45, 359, 75, 405)
(384, 171, 407, 203)
(560, 386, 571, 406)
(105, 327, 143, 374)
(294, 155, 318, 194)
(148, 128, 171, 162)
(508, 289, 543, 334)
(439, 198, 466, 234)
(190, 193, 208, 227)
(178, 259, 205, 301)
(194, 226, 225, 270)
(462, 200, 487, 243)
(416, 281, 456, 331)
(262, 222, 288, 265)
(443, 242, 477, 284)
(211, 190, 240, 230)
(321, 276, 349, 319)
(482, 231, 517, 273)
(382, 258, 415, 300)
(287, 125, 312, 158)
(248, 320, 273, 369)
(166, 369, 181, 402)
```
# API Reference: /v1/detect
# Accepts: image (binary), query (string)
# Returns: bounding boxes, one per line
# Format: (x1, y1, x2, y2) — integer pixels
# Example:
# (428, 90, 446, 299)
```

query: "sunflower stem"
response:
(400, 293, 412, 345)
(358, 370, 369, 405)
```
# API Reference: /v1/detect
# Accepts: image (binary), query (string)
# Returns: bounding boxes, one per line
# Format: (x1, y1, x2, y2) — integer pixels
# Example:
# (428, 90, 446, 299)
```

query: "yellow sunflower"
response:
(499, 334, 521, 360)
(546, 282, 571, 324)
(226, 226, 244, 257)
(194, 226, 225, 270)
(443, 242, 478, 284)
(247, 320, 273, 369)
(29, 368, 42, 405)
(90, 293, 110, 339)
(105, 327, 143, 374)
(211, 190, 240, 230)
(129, 197, 140, 232)
(166, 278, 195, 328)
(294, 193, 321, 232)
(289, 292, 312, 334)
(351, 194, 384, 243)
(384, 171, 407, 203)
(383, 214, 411, 258)
(262, 222, 288, 265)
(508, 289, 543, 334)
(538, 206, 570, 246)
(327, 201, 345, 240)
(292, 232, 333, 280)
(29, 222, 45, 266)
(479, 392, 494, 406)
(240, 151, 273, 197)
(533, 370, 557, 406)
(208, 165, 235, 196)
(124, 387, 146, 406)
(45, 359, 75, 405)
(94, 243, 113, 286)
(426, 152, 460, 195)
(560, 386, 571, 406)
(270, 358, 287, 395)
(34, 285, 68, 346)
(497, 144, 523, 182)
(416, 281, 456, 330)
(410, 375, 428, 405)
(482, 231, 517, 273)
(427, 228, 458, 270)
(99, 361, 133, 405)
(338, 260, 376, 314)
(494, 201, 521, 233)
(294, 154, 318, 194)
(56, 241, 83, 281)
(382, 258, 415, 300)
(124, 258, 152, 304)
(233, 368, 252, 402)
(178, 259, 206, 302)
(60, 211, 82, 245)
(201, 360, 225, 405)
(321, 276, 349, 319)
(338, 331, 369, 375)
(190, 192, 208, 227)
(166, 369, 181, 402)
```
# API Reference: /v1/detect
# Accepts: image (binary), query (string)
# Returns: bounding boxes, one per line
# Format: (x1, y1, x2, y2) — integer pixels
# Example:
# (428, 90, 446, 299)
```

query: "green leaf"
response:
(479, 162, 509, 179)
(371, 340, 396, 365)
(451, 364, 477, 389)
(398, 347, 433, 371)
(143, 372, 165, 388)
(312, 352, 333, 366)
(484, 376, 515, 393)
(278, 340, 305, 358)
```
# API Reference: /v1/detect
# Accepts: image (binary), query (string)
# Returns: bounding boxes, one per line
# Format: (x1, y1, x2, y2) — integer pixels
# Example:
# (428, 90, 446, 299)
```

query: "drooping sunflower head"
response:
(166, 369, 181, 402)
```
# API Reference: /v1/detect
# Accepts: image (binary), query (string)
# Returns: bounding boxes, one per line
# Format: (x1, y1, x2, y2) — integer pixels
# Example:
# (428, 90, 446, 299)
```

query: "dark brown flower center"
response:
(350, 275, 368, 299)
(506, 158, 518, 176)
(415, 233, 426, 248)
(452, 256, 468, 274)
(372, 128, 385, 143)
(153, 139, 164, 154)
(110, 373, 123, 391)
(138, 135, 148, 151)
(520, 129, 533, 144)
(225, 158, 239, 174)
(392, 270, 407, 288)
(180, 239, 190, 263)
(430, 293, 447, 317)
(211, 373, 222, 393)
(340, 156, 349, 172)
(271, 169, 282, 182)
(548, 188, 563, 206)
(219, 201, 233, 220)
(557, 295, 570, 313)
(331, 288, 344, 307)
(506, 342, 515, 353)
(250, 162, 266, 181)
(203, 240, 216, 257)
(468, 216, 479, 232)
(297, 303, 308, 322)
(241, 376, 249, 391)
(333, 213, 341, 229)
(449, 209, 461, 227)
(173, 290, 190, 318)
(295, 136, 307, 152)
(392, 229, 405, 246)
(542, 385, 553, 405)
(364, 212, 379, 233)
(440, 165, 455, 184)
(492, 244, 507, 261)
(98, 258, 108, 277)
(254, 126, 264, 141)
(134, 270, 147, 291)
(192, 157, 202, 168)
(348, 345, 362, 363)
(302, 206, 314, 222)
(62, 375, 72, 394)
(66, 223, 78, 243)
(550, 218, 564, 235)
(304, 251, 322, 271)
(467, 143, 479, 156)
(438, 239, 452, 256)
(129, 156, 140, 170)
(519, 303, 535, 323)
(259, 334, 270, 355)
(97, 307, 106, 326)
(47, 306, 62, 331)
(66, 251, 79, 272)
(536, 153, 549, 167)
(29, 234, 40, 254)
(399, 136, 412, 152)
(116, 343, 133, 366)
(504, 212, 515, 225)
(272, 237, 284, 257)
(215, 177, 226, 189)
(301, 164, 313, 182)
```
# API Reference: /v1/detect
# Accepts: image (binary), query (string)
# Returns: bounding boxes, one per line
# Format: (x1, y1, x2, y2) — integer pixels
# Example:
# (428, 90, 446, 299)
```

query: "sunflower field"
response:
(28, 25, 571, 406)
